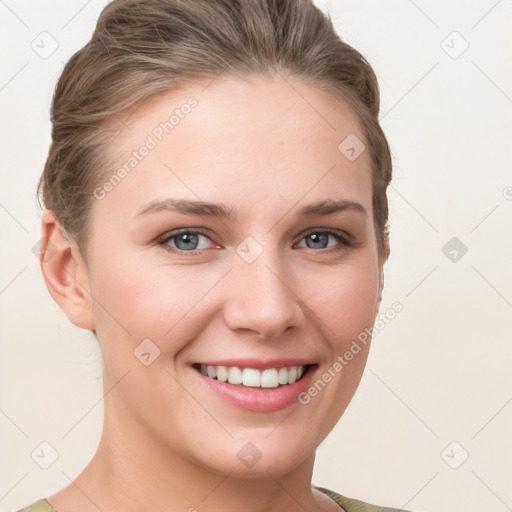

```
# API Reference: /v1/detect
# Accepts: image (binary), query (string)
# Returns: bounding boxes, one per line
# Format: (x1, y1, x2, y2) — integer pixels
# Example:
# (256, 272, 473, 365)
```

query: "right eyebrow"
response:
(134, 198, 236, 220)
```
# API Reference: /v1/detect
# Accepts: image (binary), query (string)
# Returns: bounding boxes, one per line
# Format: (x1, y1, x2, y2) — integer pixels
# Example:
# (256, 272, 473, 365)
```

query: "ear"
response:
(38, 210, 96, 331)
(375, 237, 389, 315)
(376, 265, 384, 310)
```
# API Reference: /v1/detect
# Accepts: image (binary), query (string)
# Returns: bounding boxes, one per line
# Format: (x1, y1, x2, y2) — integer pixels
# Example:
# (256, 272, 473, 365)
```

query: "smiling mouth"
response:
(192, 363, 314, 389)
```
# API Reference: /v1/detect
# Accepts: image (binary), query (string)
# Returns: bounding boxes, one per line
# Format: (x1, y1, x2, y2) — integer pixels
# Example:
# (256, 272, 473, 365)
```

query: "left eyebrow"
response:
(297, 199, 367, 219)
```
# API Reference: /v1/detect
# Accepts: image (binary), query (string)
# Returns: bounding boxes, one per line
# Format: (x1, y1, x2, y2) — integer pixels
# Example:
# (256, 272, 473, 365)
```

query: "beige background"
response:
(1, 1, 511, 511)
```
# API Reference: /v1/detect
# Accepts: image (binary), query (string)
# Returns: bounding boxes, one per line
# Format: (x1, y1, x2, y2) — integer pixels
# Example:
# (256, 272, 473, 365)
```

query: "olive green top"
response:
(314, 486, 412, 512)
(16, 486, 412, 512)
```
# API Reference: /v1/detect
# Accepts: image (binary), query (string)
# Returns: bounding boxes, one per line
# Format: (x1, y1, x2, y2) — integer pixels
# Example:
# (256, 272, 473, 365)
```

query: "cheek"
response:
(305, 259, 379, 344)
(89, 254, 228, 356)
(297, 263, 377, 433)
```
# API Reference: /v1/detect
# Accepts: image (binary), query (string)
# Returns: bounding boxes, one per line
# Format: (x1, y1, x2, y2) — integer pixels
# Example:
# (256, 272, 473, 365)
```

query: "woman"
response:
(18, 0, 410, 511)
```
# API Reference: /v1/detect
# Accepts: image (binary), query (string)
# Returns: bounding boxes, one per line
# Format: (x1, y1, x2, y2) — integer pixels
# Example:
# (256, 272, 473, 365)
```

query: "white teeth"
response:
(242, 368, 260, 387)
(228, 366, 243, 385)
(261, 369, 279, 388)
(216, 365, 228, 382)
(199, 364, 307, 388)
(278, 367, 288, 385)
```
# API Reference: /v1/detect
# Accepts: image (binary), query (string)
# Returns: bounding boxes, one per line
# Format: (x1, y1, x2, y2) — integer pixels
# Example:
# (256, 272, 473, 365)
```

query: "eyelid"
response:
(298, 227, 353, 242)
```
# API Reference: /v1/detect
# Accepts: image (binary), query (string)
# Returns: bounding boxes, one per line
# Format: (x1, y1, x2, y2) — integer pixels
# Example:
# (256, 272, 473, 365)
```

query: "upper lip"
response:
(192, 358, 316, 370)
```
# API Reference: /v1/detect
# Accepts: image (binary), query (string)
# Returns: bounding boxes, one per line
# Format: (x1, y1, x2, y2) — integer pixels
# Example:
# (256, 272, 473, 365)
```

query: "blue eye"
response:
(158, 229, 215, 253)
(297, 230, 353, 252)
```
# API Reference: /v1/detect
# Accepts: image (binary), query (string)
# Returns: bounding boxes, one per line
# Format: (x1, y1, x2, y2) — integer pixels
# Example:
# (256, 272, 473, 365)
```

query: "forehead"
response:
(95, 73, 373, 221)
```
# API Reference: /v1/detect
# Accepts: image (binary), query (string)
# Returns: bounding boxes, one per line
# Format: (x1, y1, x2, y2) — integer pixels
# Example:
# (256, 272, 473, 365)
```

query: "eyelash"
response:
(156, 228, 354, 256)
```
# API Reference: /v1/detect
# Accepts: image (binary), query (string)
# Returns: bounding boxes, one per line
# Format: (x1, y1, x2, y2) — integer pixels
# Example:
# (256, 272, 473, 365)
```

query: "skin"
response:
(40, 73, 386, 512)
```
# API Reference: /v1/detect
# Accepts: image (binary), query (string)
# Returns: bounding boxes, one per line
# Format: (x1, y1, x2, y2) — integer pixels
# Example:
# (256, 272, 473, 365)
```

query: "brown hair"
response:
(38, 0, 392, 264)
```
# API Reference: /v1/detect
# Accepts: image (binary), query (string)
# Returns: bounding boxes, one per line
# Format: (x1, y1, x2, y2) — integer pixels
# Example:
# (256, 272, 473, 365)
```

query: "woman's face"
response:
(77, 74, 383, 477)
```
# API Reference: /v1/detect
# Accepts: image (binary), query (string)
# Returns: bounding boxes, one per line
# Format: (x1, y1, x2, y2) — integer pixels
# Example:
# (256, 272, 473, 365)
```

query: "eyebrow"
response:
(134, 198, 367, 219)
(135, 199, 236, 219)
(297, 199, 367, 218)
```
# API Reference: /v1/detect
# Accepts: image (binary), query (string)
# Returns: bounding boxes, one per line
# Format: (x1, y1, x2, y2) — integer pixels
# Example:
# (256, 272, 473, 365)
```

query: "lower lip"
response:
(193, 365, 318, 413)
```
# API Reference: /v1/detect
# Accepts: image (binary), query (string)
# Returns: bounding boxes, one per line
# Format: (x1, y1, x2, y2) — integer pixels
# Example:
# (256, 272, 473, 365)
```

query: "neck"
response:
(48, 390, 328, 512)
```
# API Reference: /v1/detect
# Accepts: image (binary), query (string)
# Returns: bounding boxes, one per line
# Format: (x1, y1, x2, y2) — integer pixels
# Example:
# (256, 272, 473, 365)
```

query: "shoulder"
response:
(314, 486, 414, 512)
(13, 499, 57, 512)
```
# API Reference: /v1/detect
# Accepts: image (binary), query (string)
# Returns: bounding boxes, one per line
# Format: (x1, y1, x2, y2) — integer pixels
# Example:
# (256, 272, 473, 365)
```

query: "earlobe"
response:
(374, 265, 385, 316)
(39, 210, 96, 331)
(375, 238, 389, 314)
(378, 268, 384, 301)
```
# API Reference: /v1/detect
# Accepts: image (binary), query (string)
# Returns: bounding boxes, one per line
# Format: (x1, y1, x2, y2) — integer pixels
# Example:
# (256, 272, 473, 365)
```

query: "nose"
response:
(223, 248, 304, 340)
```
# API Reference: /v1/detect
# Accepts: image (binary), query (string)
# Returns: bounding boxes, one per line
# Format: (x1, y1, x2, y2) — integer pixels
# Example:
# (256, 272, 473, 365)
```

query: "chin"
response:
(189, 431, 316, 479)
